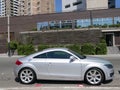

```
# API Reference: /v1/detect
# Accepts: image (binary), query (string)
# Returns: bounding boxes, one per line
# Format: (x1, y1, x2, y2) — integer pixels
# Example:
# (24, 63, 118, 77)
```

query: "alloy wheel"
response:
(85, 68, 103, 85)
(19, 68, 36, 84)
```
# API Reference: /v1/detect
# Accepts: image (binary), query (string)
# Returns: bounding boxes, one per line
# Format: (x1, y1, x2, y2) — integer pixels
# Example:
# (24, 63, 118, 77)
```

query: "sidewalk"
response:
(1, 86, 120, 90)
(0, 53, 23, 58)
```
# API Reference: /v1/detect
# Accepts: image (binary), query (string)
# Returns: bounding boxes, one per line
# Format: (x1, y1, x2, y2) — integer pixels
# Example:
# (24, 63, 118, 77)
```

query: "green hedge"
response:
(18, 44, 35, 55)
(9, 41, 18, 50)
(17, 42, 107, 55)
(96, 43, 107, 55)
(38, 45, 49, 51)
(66, 44, 81, 54)
(81, 43, 95, 55)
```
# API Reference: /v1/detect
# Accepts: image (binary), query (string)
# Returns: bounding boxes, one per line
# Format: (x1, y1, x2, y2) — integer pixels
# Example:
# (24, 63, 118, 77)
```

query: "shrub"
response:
(66, 44, 81, 54)
(96, 43, 107, 55)
(18, 44, 35, 55)
(38, 44, 49, 51)
(81, 43, 95, 55)
(9, 41, 18, 50)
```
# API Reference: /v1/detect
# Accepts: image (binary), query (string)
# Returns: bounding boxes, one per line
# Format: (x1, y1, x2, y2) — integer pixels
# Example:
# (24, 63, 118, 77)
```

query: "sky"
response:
(55, 0, 120, 12)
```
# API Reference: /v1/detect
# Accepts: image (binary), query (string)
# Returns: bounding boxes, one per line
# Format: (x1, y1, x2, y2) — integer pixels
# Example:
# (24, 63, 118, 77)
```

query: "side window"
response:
(47, 51, 71, 59)
(34, 53, 47, 58)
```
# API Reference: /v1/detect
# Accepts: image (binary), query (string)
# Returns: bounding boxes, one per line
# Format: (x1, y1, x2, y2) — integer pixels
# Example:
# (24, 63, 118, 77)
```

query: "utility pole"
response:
(7, 15, 11, 57)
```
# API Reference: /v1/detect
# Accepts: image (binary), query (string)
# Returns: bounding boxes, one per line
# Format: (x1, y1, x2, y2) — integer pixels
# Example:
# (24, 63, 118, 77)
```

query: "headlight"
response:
(104, 64, 113, 69)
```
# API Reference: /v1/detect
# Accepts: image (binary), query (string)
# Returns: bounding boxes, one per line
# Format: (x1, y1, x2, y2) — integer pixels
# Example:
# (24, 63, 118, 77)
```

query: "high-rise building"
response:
(6, 0, 20, 16)
(19, 0, 55, 15)
(62, 0, 108, 12)
(0, 0, 6, 17)
(0, 0, 20, 17)
(0, 0, 55, 17)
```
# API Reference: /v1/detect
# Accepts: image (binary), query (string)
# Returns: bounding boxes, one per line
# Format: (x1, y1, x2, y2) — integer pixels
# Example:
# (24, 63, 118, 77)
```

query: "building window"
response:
(75, 19, 90, 28)
(114, 17, 120, 24)
(65, 4, 70, 8)
(37, 2, 40, 5)
(37, 22, 49, 30)
(73, 1, 82, 6)
(28, 2, 31, 6)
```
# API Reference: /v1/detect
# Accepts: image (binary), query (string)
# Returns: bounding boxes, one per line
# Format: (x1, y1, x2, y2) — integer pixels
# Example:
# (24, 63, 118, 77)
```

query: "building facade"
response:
(0, 0, 55, 17)
(108, 0, 115, 8)
(0, 0, 20, 17)
(0, 0, 6, 17)
(62, 0, 116, 12)
(62, 0, 108, 12)
(19, 0, 55, 15)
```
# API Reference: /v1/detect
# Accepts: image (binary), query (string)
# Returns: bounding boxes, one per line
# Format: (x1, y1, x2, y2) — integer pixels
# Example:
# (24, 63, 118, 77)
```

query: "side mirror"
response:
(70, 56, 76, 62)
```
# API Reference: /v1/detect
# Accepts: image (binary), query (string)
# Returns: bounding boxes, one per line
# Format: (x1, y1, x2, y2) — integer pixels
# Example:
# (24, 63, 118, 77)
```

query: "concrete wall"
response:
(86, 0, 108, 10)
(62, 0, 108, 12)
(19, 29, 102, 45)
(62, 0, 86, 12)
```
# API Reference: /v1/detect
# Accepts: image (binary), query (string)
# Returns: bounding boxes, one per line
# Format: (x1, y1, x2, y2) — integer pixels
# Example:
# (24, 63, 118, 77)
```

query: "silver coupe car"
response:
(14, 48, 114, 85)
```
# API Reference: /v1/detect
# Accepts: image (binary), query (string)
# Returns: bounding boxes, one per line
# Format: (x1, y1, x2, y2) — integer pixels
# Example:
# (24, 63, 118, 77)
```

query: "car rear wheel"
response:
(85, 68, 104, 85)
(19, 68, 36, 84)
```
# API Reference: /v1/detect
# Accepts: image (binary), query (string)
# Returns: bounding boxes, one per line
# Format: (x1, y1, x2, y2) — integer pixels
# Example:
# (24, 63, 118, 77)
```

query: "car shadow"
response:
(36, 79, 85, 85)
(102, 80, 113, 84)
(15, 78, 113, 86)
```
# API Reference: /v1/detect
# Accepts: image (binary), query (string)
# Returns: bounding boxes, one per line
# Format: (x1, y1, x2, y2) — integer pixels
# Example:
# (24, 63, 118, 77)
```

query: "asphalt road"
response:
(0, 55, 120, 89)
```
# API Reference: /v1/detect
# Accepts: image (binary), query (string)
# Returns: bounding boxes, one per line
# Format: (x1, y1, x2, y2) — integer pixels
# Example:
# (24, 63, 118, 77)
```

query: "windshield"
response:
(68, 49, 86, 59)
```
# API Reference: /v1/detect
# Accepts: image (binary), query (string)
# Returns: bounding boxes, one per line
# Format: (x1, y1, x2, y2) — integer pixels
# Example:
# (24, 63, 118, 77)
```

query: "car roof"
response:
(42, 48, 69, 52)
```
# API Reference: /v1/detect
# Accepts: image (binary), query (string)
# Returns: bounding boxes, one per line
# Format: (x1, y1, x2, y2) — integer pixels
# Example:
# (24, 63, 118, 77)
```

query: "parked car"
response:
(14, 48, 114, 85)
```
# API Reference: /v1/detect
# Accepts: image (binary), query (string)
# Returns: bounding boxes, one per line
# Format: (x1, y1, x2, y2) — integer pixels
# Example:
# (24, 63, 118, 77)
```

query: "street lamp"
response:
(7, 15, 11, 57)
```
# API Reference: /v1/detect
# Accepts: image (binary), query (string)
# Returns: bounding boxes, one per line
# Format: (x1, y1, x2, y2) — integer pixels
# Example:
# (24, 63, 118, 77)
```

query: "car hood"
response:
(83, 56, 112, 64)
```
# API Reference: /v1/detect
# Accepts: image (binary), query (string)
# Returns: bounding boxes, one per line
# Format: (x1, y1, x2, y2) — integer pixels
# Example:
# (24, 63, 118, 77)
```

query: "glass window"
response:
(73, 1, 82, 6)
(34, 53, 47, 58)
(49, 21, 61, 29)
(114, 17, 120, 24)
(93, 17, 113, 26)
(75, 19, 90, 28)
(61, 20, 72, 29)
(47, 51, 71, 59)
(37, 22, 49, 30)
(65, 4, 70, 8)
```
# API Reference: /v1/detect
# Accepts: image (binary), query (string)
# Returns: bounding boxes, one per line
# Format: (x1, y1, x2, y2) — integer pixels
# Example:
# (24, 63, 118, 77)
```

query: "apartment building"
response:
(0, 0, 6, 17)
(0, 0, 20, 17)
(0, 0, 55, 17)
(19, 0, 55, 15)
(62, 0, 111, 12)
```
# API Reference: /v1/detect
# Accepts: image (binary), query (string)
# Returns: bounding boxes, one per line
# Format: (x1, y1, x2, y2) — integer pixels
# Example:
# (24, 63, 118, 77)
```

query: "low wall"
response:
(0, 39, 7, 53)
(19, 29, 102, 45)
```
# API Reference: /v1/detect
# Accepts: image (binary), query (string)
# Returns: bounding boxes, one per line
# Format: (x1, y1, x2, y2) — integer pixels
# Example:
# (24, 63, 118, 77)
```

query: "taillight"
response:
(15, 60, 23, 65)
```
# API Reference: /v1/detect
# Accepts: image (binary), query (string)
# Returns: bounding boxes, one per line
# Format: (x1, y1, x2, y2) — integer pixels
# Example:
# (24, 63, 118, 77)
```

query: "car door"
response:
(47, 50, 82, 80)
(32, 53, 49, 79)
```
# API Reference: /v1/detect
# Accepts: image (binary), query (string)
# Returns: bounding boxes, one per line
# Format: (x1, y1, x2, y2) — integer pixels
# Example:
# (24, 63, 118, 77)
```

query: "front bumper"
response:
(105, 68, 114, 81)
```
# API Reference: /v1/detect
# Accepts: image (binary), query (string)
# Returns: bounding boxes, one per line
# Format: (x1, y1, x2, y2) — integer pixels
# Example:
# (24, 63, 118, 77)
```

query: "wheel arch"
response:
(18, 66, 37, 80)
(84, 67, 106, 82)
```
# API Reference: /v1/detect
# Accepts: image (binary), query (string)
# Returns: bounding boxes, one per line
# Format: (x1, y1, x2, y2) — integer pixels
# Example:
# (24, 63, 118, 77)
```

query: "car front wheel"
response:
(85, 68, 104, 85)
(19, 68, 36, 84)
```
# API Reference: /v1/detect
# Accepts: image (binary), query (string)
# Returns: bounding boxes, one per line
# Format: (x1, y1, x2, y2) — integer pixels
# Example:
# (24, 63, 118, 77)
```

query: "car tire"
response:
(18, 68, 36, 84)
(85, 68, 104, 85)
